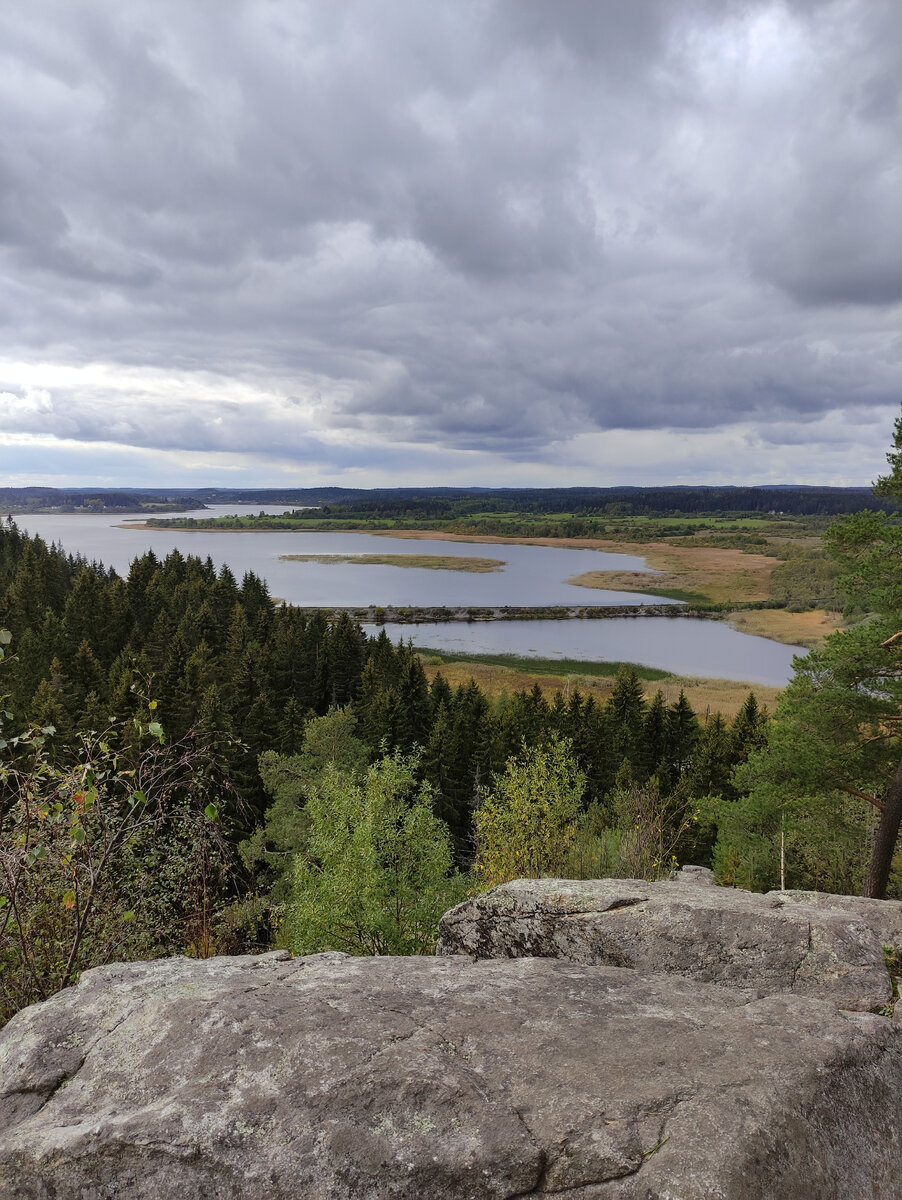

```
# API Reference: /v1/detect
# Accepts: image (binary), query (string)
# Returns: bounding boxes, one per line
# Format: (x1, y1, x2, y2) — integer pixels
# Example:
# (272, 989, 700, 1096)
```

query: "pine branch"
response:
(838, 784, 885, 813)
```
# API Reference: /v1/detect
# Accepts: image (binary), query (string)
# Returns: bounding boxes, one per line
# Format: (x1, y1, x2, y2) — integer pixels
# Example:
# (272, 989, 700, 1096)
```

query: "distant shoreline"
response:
(114, 522, 835, 648)
(297, 603, 713, 623)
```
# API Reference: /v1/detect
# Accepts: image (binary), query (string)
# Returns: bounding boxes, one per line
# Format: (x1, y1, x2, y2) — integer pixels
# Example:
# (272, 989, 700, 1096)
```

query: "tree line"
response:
(0, 515, 772, 1017)
(3, 400, 901, 1023)
(297, 485, 901, 520)
(0, 516, 766, 838)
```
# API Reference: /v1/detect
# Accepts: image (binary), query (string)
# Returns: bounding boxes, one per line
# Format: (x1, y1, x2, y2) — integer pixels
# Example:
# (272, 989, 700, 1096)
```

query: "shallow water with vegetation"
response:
(366, 617, 804, 687)
(8, 506, 803, 682)
(11, 506, 675, 608)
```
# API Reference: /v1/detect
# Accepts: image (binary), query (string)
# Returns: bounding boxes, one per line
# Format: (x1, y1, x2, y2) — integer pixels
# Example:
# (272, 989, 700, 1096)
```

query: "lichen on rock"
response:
(1, 883, 901, 1199)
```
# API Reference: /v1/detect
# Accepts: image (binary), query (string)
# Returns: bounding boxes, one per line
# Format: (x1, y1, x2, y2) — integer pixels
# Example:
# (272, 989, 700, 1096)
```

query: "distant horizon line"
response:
(0, 482, 878, 494)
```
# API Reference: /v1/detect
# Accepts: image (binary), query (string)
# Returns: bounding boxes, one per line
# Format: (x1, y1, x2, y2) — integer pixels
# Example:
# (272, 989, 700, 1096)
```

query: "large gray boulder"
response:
(767, 889, 902, 951)
(1, 949, 900, 1199)
(437, 877, 896, 1012)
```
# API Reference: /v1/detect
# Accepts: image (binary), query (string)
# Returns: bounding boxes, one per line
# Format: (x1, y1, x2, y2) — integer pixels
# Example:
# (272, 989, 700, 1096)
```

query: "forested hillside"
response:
(6, 482, 896, 519)
(0, 516, 776, 830)
(1, 496, 898, 1022)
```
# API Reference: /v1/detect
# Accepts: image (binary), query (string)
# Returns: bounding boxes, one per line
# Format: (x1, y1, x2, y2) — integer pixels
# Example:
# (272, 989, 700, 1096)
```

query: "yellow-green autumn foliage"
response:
(284, 750, 467, 956)
(475, 737, 585, 889)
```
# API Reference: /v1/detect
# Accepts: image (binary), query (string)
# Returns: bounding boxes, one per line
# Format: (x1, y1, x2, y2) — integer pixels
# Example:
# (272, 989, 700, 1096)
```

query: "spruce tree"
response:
(608, 668, 647, 773)
(667, 690, 700, 778)
(683, 713, 732, 799)
(730, 692, 767, 764)
(429, 670, 453, 713)
(642, 690, 670, 783)
(68, 639, 106, 715)
(28, 677, 66, 733)
(397, 653, 432, 751)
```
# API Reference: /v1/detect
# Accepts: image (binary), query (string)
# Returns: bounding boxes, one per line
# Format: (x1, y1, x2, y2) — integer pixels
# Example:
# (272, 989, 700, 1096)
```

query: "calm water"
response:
(8, 506, 805, 683)
(11, 506, 673, 608)
(366, 619, 803, 687)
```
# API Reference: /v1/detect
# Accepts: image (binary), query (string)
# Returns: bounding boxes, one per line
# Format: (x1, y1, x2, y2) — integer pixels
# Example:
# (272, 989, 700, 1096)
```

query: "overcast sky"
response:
(1, 0, 899, 489)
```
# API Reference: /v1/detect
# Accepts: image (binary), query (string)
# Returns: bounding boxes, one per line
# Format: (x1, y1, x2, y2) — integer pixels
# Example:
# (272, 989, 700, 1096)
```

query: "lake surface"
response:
(365, 619, 803, 687)
(10, 506, 673, 608)
(8, 506, 805, 684)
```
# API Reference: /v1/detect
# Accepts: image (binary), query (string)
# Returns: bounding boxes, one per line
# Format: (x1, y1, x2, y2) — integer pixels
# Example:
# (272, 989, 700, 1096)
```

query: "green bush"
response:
(284, 751, 468, 956)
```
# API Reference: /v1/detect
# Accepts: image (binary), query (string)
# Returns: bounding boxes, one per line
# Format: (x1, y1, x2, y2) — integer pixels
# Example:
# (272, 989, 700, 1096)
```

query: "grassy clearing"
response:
(415, 647, 671, 681)
(418, 653, 781, 719)
(564, 570, 712, 606)
(565, 542, 780, 605)
(278, 553, 505, 572)
(724, 607, 843, 648)
(370, 528, 778, 602)
(610, 515, 787, 529)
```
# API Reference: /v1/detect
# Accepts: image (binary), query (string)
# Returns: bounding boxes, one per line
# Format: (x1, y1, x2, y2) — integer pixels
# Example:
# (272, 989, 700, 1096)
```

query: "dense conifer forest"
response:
(0, 517, 768, 835)
(2, 451, 900, 1022)
(5, 483, 900, 518)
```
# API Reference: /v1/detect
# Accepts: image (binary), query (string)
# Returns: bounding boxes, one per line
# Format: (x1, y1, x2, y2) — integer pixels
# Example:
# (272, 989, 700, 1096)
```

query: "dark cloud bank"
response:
(0, 0, 899, 486)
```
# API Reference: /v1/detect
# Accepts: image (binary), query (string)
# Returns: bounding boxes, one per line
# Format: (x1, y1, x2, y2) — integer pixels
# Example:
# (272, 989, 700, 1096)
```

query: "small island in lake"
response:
(278, 552, 505, 573)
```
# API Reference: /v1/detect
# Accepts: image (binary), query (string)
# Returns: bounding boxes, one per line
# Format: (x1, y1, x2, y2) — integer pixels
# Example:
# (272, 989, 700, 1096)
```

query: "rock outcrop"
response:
(437, 876, 897, 1012)
(767, 888, 902, 951)
(1, 948, 901, 1200)
(1, 877, 901, 1198)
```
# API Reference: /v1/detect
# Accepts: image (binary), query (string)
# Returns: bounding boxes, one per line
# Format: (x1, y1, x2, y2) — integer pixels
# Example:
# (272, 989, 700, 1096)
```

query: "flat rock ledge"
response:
(1, 949, 901, 1200)
(438, 877, 901, 1013)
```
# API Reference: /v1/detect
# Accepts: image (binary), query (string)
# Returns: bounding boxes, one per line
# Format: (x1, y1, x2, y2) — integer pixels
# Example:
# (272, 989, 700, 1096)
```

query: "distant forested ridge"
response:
(258, 485, 900, 519)
(3, 484, 900, 519)
(0, 488, 194, 514)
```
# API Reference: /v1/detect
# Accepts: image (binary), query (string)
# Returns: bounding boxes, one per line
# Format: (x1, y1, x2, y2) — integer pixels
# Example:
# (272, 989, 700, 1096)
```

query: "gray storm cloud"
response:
(0, 0, 899, 482)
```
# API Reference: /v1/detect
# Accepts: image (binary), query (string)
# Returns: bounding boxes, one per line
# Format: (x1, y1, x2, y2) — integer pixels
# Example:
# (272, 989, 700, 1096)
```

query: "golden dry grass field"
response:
(723, 607, 843, 648)
(565, 542, 779, 604)
(420, 658, 781, 720)
(372, 529, 834, 648)
(373, 528, 778, 601)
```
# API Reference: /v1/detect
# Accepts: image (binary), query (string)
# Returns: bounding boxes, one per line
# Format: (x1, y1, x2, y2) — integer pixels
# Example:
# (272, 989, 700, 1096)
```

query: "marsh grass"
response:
(418, 652, 782, 719)
(416, 647, 670, 680)
(278, 553, 505, 572)
(724, 607, 843, 648)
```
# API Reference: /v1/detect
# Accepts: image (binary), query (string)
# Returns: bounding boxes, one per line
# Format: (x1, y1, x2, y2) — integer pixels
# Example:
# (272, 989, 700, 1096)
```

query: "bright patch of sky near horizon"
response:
(0, 0, 899, 488)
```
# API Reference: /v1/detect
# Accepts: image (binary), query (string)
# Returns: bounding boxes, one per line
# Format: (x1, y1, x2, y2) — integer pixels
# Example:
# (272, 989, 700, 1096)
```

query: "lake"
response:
(365, 619, 803, 687)
(10, 506, 673, 608)
(7, 505, 805, 685)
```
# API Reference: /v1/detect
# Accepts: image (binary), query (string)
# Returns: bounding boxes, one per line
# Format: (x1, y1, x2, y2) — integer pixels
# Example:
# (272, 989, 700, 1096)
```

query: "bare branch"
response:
(838, 784, 885, 813)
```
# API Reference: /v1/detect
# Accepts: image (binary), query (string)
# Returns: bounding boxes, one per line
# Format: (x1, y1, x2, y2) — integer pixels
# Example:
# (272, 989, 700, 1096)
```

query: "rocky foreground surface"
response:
(437, 870, 902, 1012)
(0, 876, 900, 1199)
